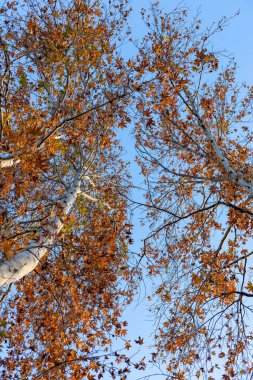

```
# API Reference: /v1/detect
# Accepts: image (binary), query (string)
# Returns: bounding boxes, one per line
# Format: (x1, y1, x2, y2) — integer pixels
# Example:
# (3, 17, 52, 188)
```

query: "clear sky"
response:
(121, 1, 253, 379)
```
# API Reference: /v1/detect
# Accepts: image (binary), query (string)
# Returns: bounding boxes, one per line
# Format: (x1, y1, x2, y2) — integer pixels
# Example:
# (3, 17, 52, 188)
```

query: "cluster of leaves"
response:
(134, 5, 253, 380)
(0, 0, 142, 379)
(1, 1, 253, 380)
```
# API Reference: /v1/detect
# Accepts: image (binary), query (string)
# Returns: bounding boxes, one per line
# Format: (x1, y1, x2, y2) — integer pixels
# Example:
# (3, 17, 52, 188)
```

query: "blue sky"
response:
(121, 1, 253, 379)
(129, 0, 253, 82)
(1, 1, 252, 379)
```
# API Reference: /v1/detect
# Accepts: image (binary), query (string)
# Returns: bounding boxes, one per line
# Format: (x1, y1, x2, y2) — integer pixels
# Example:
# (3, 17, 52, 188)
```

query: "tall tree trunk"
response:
(0, 170, 82, 286)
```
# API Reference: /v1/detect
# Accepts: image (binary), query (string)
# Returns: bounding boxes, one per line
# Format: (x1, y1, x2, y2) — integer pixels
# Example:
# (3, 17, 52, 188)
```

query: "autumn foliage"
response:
(135, 5, 253, 380)
(1, 1, 253, 380)
(0, 0, 138, 379)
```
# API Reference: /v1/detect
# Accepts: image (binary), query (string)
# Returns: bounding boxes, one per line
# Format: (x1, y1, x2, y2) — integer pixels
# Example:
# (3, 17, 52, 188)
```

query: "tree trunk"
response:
(0, 171, 82, 286)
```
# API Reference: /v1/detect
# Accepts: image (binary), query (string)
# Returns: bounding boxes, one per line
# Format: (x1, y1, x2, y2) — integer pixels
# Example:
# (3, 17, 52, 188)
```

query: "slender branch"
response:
(183, 88, 253, 196)
(37, 94, 126, 148)
(223, 250, 253, 269)
(220, 201, 253, 216)
(222, 291, 253, 298)
(145, 202, 219, 242)
(34, 351, 125, 379)
(213, 225, 232, 259)
(80, 192, 112, 210)
(0, 283, 12, 304)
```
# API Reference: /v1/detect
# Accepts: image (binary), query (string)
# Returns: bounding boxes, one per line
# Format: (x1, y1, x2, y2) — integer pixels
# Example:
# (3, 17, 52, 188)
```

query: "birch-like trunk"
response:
(0, 155, 20, 168)
(184, 89, 253, 197)
(0, 171, 82, 287)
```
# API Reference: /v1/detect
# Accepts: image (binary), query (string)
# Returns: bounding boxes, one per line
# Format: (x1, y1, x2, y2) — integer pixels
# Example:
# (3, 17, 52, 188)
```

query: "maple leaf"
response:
(245, 282, 253, 292)
(0, 2, 253, 380)
(0, 0, 137, 378)
(134, 336, 144, 345)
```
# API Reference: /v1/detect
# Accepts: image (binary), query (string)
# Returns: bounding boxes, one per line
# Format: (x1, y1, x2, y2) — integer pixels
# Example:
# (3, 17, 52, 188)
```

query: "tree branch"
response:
(0, 169, 82, 286)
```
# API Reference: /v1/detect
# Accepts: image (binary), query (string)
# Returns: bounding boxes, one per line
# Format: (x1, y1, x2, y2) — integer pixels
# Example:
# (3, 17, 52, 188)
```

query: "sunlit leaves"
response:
(0, 0, 137, 379)
(135, 4, 253, 380)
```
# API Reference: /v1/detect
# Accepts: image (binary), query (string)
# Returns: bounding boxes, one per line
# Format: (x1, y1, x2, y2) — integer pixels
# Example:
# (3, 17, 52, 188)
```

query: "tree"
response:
(1, 1, 253, 379)
(0, 0, 140, 379)
(134, 5, 253, 380)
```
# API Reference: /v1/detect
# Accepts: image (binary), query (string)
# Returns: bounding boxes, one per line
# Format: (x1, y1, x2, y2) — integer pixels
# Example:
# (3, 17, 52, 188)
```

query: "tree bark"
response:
(0, 171, 82, 286)
(0, 155, 20, 168)
(184, 89, 253, 196)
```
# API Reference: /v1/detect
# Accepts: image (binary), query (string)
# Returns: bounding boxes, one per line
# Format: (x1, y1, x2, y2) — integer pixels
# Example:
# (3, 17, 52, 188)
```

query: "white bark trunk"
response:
(0, 156, 20, 168)
(0, 171, 82, 287)
(184, 90, 253, 197)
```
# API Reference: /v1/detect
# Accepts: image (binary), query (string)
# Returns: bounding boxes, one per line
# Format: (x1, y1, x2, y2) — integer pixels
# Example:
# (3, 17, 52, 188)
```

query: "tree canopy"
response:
(0, 1, 253, 380)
